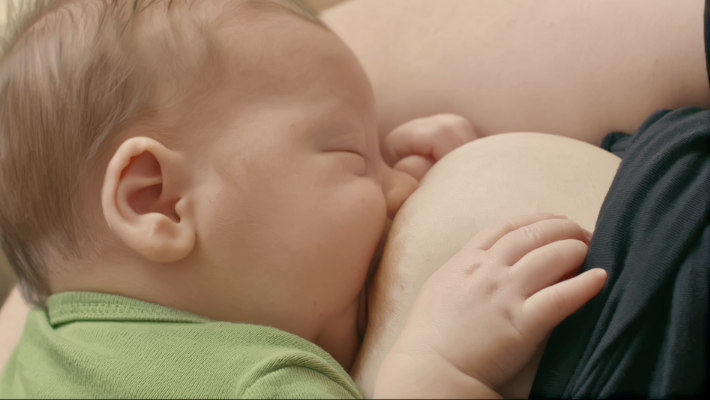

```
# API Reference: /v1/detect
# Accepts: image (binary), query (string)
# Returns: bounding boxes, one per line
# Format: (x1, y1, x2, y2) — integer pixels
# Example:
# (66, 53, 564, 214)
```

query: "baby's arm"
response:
(373, 213, 606, 398)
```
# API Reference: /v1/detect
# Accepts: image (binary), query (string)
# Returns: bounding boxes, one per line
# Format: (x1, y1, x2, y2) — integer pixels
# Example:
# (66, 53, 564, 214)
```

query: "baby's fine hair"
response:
(0, 0, 321, 305)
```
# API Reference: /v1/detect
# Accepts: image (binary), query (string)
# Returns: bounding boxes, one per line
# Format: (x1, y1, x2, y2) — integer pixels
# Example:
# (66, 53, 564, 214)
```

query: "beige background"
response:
(0, 0, 22, 30)
(0, 0, 345, 33)
(0, 0, 347, 302)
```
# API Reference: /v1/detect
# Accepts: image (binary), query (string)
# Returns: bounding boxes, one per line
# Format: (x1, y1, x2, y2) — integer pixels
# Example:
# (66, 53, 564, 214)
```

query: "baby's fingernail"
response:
(593, 268, 607, 279)
(583, 229, 593, 239)
(553, 214, 569, 219)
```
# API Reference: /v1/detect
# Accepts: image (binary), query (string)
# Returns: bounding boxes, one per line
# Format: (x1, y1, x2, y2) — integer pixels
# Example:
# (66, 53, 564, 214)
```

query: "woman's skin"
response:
(351, 133, 621, 398)
(321, 2, 708, 394)
(323, 0, 710, 143)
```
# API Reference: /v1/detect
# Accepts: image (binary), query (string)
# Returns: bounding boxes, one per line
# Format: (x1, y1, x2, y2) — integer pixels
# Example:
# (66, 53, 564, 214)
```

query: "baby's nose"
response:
(382, 167, 418, 219)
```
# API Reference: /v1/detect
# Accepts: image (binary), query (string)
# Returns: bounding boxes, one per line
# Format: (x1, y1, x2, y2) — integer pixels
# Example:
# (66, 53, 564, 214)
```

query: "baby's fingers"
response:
(393, 155, 434, 182)
(466, 213, 567, 251)
(383, 114, 475, 165)
(513, 239, 588, 295)
(490, 218, 590, 266)
(522, 268, 607, 343)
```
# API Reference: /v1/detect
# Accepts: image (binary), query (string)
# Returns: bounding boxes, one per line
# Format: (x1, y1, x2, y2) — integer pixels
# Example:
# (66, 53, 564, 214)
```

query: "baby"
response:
(0, 0, 606, 397)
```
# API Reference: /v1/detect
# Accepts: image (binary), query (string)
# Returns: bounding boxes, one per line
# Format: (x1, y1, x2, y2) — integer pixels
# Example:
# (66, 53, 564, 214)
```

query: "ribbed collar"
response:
(47, 291, 213, 327)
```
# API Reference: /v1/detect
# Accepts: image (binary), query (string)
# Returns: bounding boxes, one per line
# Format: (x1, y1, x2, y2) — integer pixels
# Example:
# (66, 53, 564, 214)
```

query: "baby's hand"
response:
(382, 114, 477, 181)
(375, 213, 607, 398)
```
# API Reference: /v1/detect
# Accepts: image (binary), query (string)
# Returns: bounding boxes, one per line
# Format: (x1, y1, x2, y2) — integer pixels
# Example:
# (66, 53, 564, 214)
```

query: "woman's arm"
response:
(350, 133, 621, 398)
(324, 0, 709, 144)
(0, 287, 30, 373)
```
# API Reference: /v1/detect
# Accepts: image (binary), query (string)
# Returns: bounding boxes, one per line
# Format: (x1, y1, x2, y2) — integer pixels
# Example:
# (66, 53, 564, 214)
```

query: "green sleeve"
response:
(242, 366, 363, 399)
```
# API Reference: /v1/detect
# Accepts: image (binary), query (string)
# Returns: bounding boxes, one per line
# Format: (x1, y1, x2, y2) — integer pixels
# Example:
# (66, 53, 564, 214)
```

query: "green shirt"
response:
(0, 292, 362, 399)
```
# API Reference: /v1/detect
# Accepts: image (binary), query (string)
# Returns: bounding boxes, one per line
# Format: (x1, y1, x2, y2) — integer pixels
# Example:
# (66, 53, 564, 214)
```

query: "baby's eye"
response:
(337, 151, 368, 175)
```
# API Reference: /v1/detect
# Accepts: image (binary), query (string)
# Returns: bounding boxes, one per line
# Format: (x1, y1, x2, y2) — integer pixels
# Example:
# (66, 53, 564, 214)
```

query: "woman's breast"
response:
(352, 132, 621, 398)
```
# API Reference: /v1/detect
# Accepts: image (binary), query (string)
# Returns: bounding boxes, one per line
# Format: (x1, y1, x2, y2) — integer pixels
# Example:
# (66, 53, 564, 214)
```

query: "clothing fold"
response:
(531, 108, 710, 398)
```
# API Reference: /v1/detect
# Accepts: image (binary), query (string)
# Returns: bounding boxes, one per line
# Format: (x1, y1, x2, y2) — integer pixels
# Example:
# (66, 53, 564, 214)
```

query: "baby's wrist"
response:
(374, 349, 501, 399)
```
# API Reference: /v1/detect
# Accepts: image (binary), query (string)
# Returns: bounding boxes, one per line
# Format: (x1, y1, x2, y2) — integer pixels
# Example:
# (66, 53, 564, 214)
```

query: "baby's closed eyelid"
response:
(322, 128, 368, 154)
(334, 150, 368, 175)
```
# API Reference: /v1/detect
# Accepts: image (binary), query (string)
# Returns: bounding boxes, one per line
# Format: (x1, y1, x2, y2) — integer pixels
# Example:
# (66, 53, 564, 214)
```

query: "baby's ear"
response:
(102, 137, 196, 263)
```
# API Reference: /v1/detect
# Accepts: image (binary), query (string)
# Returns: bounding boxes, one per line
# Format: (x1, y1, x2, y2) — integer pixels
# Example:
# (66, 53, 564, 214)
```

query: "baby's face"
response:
(195, 5, 418, 367)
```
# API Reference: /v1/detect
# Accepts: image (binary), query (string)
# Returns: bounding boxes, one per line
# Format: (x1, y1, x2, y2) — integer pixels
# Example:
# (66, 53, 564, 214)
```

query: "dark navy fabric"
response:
(599, 131, 632, 158)
(530, 107, 710, 398)
(706, 0, 710, 83)
(531, 4, 710, 396)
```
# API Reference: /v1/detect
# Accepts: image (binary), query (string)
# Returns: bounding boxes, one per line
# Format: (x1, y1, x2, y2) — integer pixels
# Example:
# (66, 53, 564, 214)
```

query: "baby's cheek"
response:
(357, 180, 389, 229)
(336, 180, 387, 265)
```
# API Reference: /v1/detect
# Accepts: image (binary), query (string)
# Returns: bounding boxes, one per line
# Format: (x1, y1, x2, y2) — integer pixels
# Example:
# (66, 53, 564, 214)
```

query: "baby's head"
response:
(0, 0, 417, 367)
